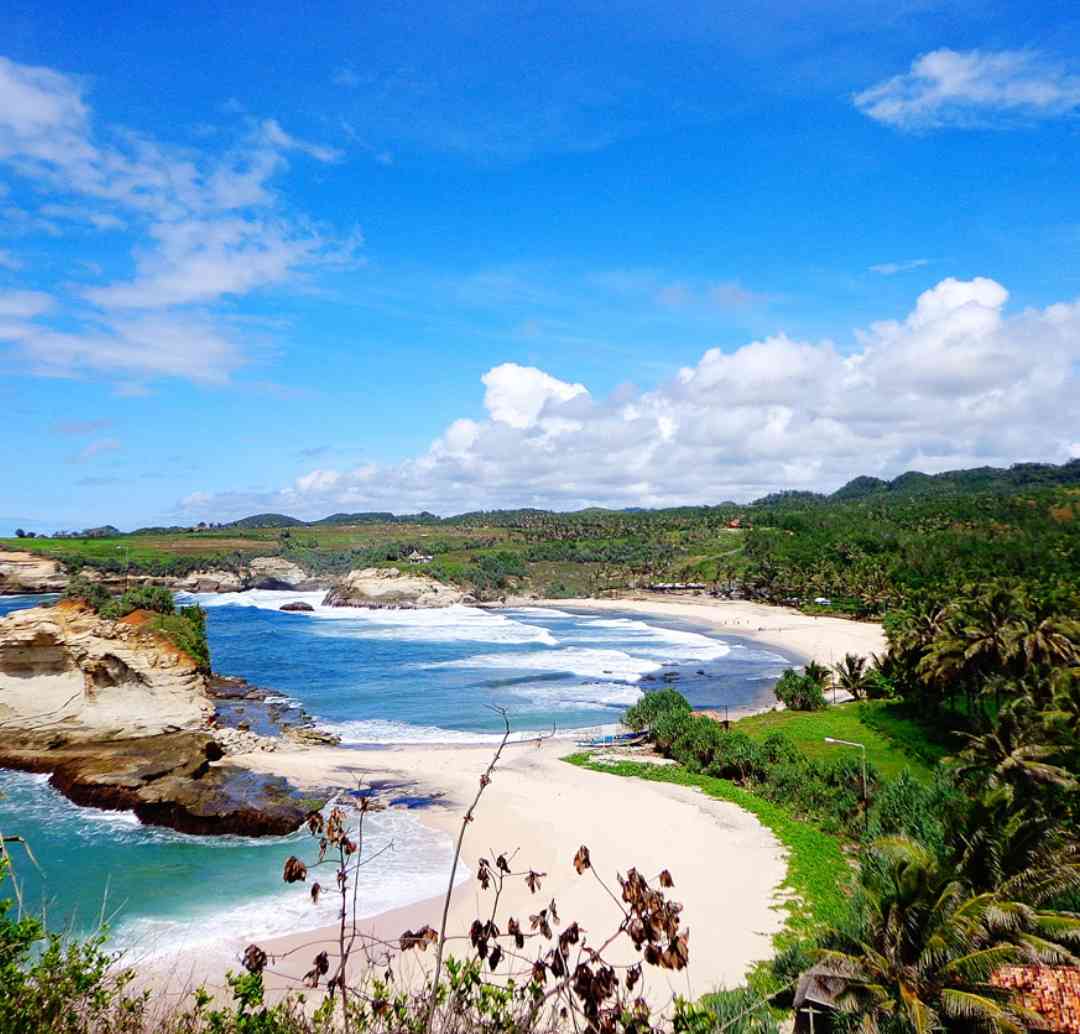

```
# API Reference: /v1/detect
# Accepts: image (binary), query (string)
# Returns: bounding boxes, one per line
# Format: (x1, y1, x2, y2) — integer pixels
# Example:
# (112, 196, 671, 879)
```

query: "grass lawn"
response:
(732, 700, 949, 781)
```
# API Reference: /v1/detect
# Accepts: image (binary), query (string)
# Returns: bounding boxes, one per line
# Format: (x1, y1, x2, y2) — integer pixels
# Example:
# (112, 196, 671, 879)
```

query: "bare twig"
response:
(425, 706, 512, 1032)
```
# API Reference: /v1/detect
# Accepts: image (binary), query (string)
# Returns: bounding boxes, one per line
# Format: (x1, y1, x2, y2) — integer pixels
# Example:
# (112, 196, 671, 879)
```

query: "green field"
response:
(731, 701, 948, 781)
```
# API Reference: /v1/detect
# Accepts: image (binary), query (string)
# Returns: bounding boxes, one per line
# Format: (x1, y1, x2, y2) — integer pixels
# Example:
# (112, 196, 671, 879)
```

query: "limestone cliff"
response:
(0, 599, 211, 738)
(0, 600, 319, 836)
(322, 566, 467, 609)
(0, 550, 67, 593)
(0, 550, 327, 595)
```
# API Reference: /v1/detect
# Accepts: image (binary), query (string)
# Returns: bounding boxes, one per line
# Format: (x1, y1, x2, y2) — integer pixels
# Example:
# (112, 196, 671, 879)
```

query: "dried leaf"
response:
(532, 959, 547, 985)
(496, 853, 511, 873)
(283, 856, 308, 883)
(573, 845, 591, 874)
(488, 944, 503, 971)
(525, 870, 545, 893)
(659, 869, 674, 888)
(242, 944, 267, 974)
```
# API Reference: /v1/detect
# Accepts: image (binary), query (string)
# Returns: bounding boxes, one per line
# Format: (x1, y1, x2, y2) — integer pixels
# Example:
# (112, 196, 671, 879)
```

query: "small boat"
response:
(576, 730, 647, 748)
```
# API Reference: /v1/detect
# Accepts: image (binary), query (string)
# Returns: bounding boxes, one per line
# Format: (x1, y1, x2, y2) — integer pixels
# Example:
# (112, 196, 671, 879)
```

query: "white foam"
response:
(192, 591, 557, 645)
(424, 646, 661, 682)
(506, 606, 575, 618)
(112, 809, 465, 962)
(322, 717, 621, 745)
(504, 680, 642, 709)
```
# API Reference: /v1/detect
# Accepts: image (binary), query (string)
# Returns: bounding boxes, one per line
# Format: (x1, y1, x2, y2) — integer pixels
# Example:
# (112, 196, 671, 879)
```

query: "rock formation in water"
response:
(322, 566, 467, 609)
(0, 600, 319, 835)
(280, 601, 315, 612)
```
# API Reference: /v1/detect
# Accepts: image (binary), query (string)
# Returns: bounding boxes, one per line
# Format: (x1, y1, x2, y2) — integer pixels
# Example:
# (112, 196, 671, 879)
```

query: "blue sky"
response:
(1, 1, 1079, 532)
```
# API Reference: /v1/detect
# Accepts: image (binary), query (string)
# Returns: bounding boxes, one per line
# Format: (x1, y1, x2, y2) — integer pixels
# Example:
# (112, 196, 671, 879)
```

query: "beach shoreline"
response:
(159, 597, 883, 1008)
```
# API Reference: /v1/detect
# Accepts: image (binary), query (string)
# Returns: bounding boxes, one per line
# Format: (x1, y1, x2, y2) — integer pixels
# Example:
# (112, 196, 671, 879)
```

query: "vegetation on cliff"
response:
(61, 577, 210, 671)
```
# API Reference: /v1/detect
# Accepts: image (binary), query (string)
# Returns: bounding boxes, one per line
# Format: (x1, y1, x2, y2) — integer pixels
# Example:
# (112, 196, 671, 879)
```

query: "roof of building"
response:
(991, 966, 1080, 1034)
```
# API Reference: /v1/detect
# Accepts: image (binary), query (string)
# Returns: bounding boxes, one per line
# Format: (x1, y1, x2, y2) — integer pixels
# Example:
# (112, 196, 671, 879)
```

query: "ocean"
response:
(0, 590, 793, 962)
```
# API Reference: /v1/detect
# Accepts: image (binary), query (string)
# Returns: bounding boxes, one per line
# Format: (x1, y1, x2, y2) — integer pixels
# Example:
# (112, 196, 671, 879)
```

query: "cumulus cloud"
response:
(855, 49, 1080, 130)
(481, 363, 588, 429)
(0, 55, 358, 383)
(176, 277, 1080, 520)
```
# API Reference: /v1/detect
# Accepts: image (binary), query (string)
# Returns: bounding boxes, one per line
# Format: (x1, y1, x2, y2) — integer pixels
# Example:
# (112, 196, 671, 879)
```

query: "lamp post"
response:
(825, 736, 868, 834)
(116, 544, 129, 591)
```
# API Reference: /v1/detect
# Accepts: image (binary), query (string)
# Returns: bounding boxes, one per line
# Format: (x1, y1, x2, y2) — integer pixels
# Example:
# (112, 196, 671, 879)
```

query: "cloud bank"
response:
(178, 277, 1080, 519)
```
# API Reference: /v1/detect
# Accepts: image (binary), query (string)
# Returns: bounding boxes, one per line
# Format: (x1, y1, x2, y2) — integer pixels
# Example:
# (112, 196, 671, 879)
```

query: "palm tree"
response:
(834, 653, 870, 700)
(949, 698, 1077, 804)
(804, 660, 833, 689)
(817, 836, 1078, 1034)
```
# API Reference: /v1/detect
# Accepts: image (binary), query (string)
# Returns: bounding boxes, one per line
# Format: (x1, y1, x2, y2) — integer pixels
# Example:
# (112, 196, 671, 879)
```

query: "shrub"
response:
(624, 688, 691, 732)
(773, 669, 827, 711)
(652, 707, 695, 753)
(60, 574, 112, 612)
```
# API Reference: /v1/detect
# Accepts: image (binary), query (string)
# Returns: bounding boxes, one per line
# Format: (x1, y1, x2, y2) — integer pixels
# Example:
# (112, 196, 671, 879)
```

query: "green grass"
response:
(732, 700, 945, 781)
(564, 753, 851, 961)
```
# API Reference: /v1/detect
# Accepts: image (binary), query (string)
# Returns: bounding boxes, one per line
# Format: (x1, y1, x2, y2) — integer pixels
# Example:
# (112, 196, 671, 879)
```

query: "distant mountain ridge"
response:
(206, 459, 1080, 529)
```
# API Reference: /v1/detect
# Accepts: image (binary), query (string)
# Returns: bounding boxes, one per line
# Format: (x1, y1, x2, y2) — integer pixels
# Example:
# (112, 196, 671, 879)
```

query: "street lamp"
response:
(116, 544, 129, 591)
(825, 736, 868, 834)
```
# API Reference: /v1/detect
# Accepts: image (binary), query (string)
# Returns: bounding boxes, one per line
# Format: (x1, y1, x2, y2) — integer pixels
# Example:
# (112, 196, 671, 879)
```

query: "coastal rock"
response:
(323, 566, 465, 609)
(0, 550, 67, 593)
(248, 556, 320, 590)
(174, 569, 246, 593)
(0, 600, 212, 737)
(0, 732, 312, 836)
(280, 601, 315, 612)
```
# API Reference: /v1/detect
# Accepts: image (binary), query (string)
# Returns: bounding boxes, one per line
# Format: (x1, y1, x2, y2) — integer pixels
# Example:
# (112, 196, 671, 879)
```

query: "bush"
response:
(60, 574, 112, 612)
(773, 669, 827, 711)
(624, 688, 691, 731)
(99, 585, 176, 620)
(652, 707, 695, 753)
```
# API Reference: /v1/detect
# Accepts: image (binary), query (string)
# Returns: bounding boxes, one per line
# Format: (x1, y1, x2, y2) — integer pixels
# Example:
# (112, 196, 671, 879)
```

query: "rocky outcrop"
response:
(173, 569, 246, 593)
(0, 601, 321, 836)
(0, 549, 328, 595)
(280, 601, 315, 612)
(0, 551, 67, 593)
(0, 600, 211, 736)
(0, 732, 314, 836)
(323, 566, 467, 609)
(248, 556, 322, 590)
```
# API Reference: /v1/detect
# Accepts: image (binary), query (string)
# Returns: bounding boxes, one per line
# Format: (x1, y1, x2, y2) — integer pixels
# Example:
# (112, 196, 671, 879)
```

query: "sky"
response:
(1, 1, 1079, 533)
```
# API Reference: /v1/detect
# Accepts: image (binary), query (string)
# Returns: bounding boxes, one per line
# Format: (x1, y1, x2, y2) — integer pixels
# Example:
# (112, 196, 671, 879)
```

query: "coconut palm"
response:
(817, 836, 1078, 1034)
(834, 653, 871, 700)
(949, 698, 1077, 803)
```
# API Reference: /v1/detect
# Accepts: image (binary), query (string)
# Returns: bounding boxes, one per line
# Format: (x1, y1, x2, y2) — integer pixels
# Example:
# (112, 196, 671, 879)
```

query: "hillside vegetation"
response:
(5, 459, 1079, 607)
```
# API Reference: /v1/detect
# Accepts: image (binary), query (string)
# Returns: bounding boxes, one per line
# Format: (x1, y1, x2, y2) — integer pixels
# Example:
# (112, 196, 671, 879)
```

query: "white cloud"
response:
(870, 258, 929, 275)
(176, 277, 1080, 519)
(68, 437, 121, 463)
(0, 248, 21, 269)
(0, 289, 53, 318)
(855, 49, 1080, 130)
(481, 363, 588, 429)
(0, 311, 244, 382)
(0, 56, 359, 383)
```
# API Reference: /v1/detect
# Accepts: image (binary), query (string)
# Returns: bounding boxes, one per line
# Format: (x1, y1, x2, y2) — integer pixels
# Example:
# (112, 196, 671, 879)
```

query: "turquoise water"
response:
(0, 591, 792, 960)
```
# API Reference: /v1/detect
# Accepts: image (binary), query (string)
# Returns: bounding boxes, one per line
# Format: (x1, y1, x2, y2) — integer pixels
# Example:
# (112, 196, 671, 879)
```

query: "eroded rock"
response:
(323, 566, 465, 609)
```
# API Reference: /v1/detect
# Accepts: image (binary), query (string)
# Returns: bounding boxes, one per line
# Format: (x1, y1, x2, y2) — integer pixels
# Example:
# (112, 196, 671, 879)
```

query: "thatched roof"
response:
(991, 966, 1080, 1034)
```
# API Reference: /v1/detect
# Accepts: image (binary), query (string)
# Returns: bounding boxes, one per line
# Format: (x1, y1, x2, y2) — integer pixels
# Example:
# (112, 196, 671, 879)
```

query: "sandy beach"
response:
(524, 593, 887, 667)
(160, 597, 882, 1011)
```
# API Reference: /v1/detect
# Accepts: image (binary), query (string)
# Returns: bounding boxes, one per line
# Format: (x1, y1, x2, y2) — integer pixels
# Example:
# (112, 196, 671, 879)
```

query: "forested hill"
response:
(220, 459, 1080, 527)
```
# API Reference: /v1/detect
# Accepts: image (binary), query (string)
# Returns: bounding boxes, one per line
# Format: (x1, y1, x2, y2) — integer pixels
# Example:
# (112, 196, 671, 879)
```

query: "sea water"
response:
(0, 591, 792, 960)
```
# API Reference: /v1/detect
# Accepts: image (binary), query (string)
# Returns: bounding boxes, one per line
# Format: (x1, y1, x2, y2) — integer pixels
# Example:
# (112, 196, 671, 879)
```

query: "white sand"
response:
(203, 737, 787, 1011)
(167, 598, 884, 1010)
(532, 593, 886, 666)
